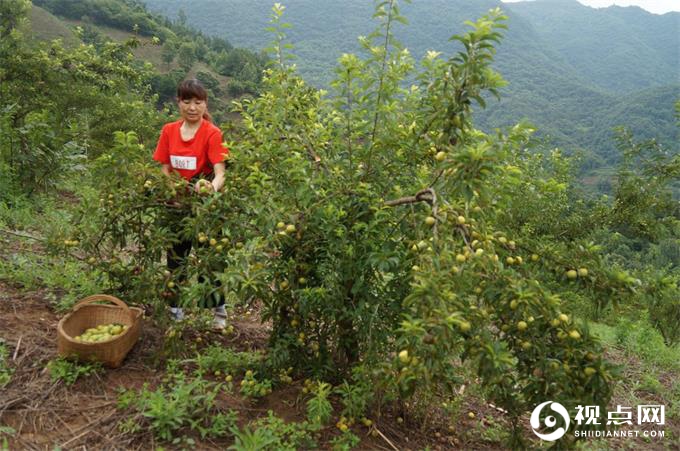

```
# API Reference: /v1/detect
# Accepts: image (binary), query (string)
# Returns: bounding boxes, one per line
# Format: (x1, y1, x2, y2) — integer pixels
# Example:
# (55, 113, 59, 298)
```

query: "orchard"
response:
(2, 1, 679, 449)
(62, 3, 621, 447)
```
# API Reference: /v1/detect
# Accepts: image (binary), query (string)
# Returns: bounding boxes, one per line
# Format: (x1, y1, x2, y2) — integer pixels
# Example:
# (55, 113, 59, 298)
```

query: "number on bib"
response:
(170, 155, 197, 170)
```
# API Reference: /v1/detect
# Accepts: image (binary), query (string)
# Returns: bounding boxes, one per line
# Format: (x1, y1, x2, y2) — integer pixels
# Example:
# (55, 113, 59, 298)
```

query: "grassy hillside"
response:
(594, 85, 680, 154)
(29, 5, 172, 72)
(27, 3, 81, 46)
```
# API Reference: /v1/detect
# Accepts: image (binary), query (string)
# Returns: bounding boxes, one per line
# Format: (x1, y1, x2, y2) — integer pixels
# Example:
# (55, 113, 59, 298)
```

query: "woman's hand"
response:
(194, 179, 214, 195)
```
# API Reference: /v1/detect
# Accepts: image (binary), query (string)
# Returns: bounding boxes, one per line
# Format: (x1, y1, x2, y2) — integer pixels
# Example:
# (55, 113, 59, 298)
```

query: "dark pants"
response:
(166, 237, 225, 309)
(164, 176, 225, 309)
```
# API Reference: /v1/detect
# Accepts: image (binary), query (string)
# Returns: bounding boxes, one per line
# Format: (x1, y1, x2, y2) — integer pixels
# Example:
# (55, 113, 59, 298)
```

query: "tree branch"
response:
(384, 188, 434, 207)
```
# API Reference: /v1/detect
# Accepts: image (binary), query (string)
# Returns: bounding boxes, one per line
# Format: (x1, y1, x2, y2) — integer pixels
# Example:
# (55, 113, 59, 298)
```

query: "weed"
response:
(0, 426, 15, 451)
(574, 439, 609, 450)
(118, 373, 236, 441)
(0, 343, 13, 387)
(191, 346, 263, 376)
(47, 357, 101, 385)
(306, 381, 333, 426)
(612, 317, 680, 370)
(229, 425, 278, 451)
(329, 428, 360, 451)
(334, 366, 374, 420)
(0, 252, 105, 312)
(476, 416, 507, 443)
(229, 412, 319, 451)
(163, 358, 186, 382)
(441, 395, 464, 418)
(117, 416, 142, 435)
(638, 373, 663, 394)
(0, 197, 38, 230)
(0, 194, 106, 312)
(170, 435, 196, 449)
(160, 325, 192, 361)
(239, 370, 272, 398)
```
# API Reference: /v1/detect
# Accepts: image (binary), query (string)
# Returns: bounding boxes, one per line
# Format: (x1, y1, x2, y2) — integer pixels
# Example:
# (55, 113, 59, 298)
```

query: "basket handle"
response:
(74, 294, 134, 322)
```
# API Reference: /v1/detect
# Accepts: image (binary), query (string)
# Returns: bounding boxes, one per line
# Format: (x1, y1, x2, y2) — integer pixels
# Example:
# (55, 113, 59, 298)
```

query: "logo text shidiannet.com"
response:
(530, 401, 665, 442)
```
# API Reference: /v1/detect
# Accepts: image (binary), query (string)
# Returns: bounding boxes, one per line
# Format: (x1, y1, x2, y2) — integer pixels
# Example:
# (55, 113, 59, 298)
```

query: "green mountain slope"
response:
(142, 0, 678, 168)
(508, 0, 679, 93)
(595, 85, 680, 146)
(142, 0, 678, 92)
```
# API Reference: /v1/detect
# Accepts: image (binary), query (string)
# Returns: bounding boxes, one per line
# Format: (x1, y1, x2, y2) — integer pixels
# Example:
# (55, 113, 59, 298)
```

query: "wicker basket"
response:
(57, 294, 143, 368)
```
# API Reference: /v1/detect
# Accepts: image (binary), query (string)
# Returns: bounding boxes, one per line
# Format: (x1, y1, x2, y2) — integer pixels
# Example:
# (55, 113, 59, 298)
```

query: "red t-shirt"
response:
(153, 119, 228, 180)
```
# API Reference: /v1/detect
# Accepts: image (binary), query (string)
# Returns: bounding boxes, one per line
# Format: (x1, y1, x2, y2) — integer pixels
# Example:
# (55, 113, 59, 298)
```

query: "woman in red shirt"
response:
(153, 78, 229, 328)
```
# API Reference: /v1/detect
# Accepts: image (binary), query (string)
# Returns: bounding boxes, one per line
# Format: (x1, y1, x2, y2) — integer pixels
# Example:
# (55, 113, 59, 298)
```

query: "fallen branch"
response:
(0, 229, 44, 242)
(58, 428, 90, 449)
(372, 427, 399, 451)
(4, 402, 116, 413)
(0, 396, 29, 415)
(12, 336, 22, 361)
(58, 409, 117, 448)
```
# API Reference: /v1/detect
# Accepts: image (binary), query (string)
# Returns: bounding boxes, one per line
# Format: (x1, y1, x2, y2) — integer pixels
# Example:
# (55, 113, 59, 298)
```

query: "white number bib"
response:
(170, 155, 197, 170)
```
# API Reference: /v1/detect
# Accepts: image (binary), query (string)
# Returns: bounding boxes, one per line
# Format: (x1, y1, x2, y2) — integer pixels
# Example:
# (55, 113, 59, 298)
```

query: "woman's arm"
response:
(212, 162, 226, 192)
(161, 164, 172, 177)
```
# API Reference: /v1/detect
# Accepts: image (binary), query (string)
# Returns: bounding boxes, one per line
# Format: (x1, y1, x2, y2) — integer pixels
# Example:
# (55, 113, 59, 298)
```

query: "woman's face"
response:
(178, 97, 207, 124)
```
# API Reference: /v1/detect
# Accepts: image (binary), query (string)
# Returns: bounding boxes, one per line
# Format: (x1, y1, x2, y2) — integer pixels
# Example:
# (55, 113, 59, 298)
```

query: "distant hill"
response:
(508, 0, 679, 93)
(141, 0, 678, 175)
(141, 0, 678, 90)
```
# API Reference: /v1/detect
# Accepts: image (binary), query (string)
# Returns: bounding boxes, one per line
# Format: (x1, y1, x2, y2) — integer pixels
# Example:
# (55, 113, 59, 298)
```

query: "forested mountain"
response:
(509, 0, 678, 93)
(142, 0, 679, 179)
(30, 0, 269, 123)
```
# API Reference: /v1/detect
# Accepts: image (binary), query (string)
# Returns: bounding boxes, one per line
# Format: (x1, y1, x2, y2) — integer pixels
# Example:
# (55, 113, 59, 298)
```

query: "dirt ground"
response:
(1, 281, 500, 451)
(0, 283, 677, 450)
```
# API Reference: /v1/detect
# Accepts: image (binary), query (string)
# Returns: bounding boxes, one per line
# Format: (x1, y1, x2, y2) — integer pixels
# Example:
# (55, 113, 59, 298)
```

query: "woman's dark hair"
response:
(177, 79, 212, 122)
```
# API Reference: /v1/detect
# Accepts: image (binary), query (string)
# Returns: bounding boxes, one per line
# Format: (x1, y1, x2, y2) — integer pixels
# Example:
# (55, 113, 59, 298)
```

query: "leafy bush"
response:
(1, 1, 162, 195)
(227, 79, 258, 97)
(212, 4, 616, 446)
(642, 271, 680, 346)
